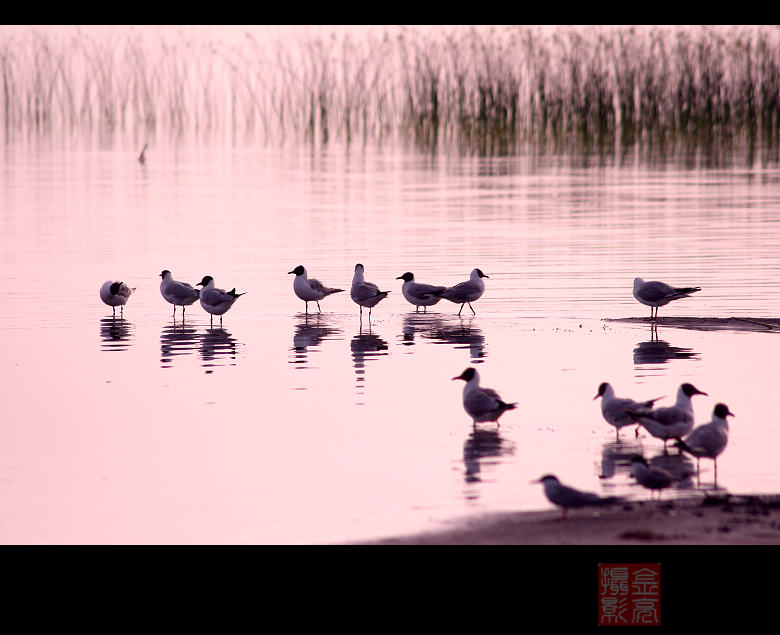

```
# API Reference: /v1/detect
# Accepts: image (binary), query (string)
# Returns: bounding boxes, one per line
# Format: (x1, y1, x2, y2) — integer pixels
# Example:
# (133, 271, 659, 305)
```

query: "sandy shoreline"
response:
(359, 494, 780, 545)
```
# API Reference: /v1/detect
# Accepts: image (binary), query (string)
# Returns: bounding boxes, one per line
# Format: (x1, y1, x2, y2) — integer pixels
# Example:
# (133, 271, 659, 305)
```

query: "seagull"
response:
(159, 270, 200, 317)
(440, 268, 489, 316)
(633, 277, 702, 320)
(100, 280, 135, 317)
(629, 455, 684, 499)
(396, 272, 446, 312)
(452, 367, 517, 428)
(196, 276, 245, 326)
(676, 403, 734, 480)
(288, 265, 344, 314)
(532, 474, 623, 520)
(351, 264, 390, 320)
(594, 382, 663, 440)
(625, 383, 707, 450)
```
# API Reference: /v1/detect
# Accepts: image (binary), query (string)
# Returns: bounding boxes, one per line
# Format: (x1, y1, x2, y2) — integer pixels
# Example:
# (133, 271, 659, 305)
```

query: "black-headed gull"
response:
(633, 277, 701, 320)
(441, 268, 489, 315)
(676, 403, 734, 480)
(196, 276, 245, 326)
(624, 383, 707, 450)
(594, 382, 663, 440)
(396, 272, 447, 312)
(100, 280, 135, 317)
(159, 270, 200, 316)
(629, 455, 688, 499)
(288, 265, 344, 314)
(452, 367, 516, 428)
(351, 264, 390, 320)
(531, 474, 623, 520)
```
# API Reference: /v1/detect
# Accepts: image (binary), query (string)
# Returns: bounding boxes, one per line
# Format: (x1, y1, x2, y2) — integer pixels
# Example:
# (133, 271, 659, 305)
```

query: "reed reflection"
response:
(462, 429, 515, 494)
(401, 314, 486, 362)
(99, 317, 134, 352)
(290, 313, 343, 369)
(633, 324, 698, 366)
(200, 327, 242, 372)
(160, 321, 200, 368)
(350, 325, 389, 404)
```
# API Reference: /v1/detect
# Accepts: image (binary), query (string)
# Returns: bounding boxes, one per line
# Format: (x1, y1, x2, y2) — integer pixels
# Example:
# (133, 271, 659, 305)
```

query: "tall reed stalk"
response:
(1, 25, 778, 152)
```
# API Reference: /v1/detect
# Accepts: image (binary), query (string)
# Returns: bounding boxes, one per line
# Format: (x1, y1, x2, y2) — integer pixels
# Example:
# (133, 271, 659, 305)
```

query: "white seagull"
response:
(351, 264, 390, 320)
(633, 277, 702, 320)
(594, 382, 663, 440)
(676, 403, 734, 479)
(159, 270, 200, 317)
(196, 276, 245, 326)
(100, 280, 135, 317)
(625, 383, 708, 450)
(288, 265, 344, 314)
(452, 367, 517, 428)
(440, 268, 489, 316)
(396, 272, 447, 312)
(531, 474, 623, 520)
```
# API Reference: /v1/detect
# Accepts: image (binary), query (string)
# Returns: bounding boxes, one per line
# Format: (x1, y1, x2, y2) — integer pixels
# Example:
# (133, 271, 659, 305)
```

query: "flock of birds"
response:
(100, 266, 714, 520)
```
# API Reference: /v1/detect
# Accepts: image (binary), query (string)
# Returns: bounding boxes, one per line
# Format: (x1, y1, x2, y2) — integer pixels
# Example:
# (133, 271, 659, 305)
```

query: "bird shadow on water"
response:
(290, 313, 343, 370)
(400, 313, 486, 363)
(462, 428, 516, 495)
(99, 317, 134, 352)
(160, 320, 200, 368)
(350, 324, 389, 404)
(633, 323, 699, 366)
(200, 327, 242, 373)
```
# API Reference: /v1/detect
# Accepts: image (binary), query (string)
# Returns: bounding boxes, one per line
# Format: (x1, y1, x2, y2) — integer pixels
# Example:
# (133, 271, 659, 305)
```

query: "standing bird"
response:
(396, 272, 446, 312)
(350, 264, 390, 321)
(532, 474, 623, 520)
(452, 367, 516, 429)
(676, 403, 734, 481)
(100, 280, 135, 317)
(625, 383, 707, 450)
(594, 382, 663, 440)
(159, 270, 200, 317)
(629, 455, 683, 499)
(196, 276, 245, 327)
(440, 268, 489, 316)
(288, 265, 344, 314)
(633, 277, 701, 320)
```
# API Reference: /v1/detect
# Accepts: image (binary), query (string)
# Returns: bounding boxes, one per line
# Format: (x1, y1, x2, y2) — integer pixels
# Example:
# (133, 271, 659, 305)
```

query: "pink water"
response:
(2, 136, 780, 543)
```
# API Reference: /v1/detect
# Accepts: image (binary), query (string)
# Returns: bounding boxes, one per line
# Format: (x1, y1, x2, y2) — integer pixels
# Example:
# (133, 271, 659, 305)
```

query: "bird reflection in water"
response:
(350, 324, 389, 404)
(400, 314, 486, 362)
(99, 317, 134, 352)
(160, 321, 200, 368)
(200, 327, 242, 372)
(598, 439, 644, 480)
(290, 313, 343, 369)
(462, 428, 515, 493)
(633, 323, 698, 366)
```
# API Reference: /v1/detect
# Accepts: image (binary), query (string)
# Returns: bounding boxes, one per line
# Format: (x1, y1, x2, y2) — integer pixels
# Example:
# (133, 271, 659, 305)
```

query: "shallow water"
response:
(2, 136, 780, 544)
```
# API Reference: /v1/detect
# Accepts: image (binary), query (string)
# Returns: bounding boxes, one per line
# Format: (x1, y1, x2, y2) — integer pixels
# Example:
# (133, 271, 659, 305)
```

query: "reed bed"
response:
(1, 25, 778, 151)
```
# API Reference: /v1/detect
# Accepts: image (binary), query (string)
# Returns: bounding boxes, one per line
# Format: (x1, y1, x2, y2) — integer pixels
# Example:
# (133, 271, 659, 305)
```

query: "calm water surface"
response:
(2, 137, 780, 543)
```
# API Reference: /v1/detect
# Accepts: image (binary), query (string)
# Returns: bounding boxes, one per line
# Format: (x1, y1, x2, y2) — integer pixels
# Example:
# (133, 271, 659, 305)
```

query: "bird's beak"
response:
(593, 394, 600, 400)
(395, 276, 403, 280)
(287, 270, 295, 274)
(697, 389, 709, 396)
(529, 478, 541, 484)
